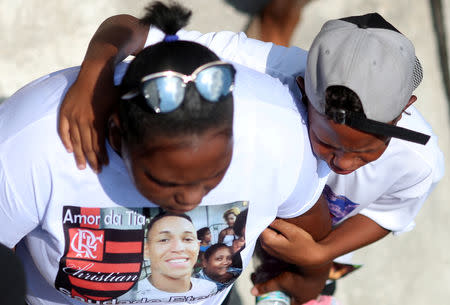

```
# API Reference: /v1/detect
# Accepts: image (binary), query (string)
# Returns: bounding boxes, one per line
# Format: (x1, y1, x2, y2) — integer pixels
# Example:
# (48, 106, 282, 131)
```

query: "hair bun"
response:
(140, 1, 192, 35)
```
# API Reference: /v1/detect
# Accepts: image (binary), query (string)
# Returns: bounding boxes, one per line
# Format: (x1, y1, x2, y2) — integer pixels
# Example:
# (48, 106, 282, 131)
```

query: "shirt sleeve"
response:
(358, 161, 435, 234)
(359, 123, 445, 234)
(144, 27, 308, 92)
(0, 157, 40, 248)
(275, 131, 330, 219)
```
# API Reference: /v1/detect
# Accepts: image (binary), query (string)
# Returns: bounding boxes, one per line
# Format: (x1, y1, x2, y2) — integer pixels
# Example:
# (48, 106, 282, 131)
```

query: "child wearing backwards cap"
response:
(57, 9, 444, 304)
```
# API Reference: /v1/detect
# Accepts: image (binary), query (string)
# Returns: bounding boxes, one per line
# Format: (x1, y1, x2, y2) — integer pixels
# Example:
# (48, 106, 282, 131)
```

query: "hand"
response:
(259, 219, 328, 266)
(251, 271, 317, 305)
(58, 64, 118, 173)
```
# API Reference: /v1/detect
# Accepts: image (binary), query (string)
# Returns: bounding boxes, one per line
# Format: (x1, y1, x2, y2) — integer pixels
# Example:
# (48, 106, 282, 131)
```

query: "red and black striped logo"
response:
(55, 206, 147, 302)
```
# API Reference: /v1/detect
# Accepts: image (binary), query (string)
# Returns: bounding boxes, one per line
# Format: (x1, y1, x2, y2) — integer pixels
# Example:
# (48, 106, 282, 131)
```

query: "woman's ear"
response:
(108, 114, 122, 154)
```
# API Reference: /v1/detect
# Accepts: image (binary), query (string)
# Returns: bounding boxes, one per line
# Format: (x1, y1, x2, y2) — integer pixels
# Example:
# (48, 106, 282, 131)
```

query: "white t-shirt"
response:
(155, 27, 445, 235)
(118, 277, 217, 303)
(0, 61, 328, 305)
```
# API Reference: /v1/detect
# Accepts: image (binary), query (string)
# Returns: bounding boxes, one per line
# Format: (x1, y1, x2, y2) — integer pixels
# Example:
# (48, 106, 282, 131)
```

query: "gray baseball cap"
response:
(305, 13, 429, 145)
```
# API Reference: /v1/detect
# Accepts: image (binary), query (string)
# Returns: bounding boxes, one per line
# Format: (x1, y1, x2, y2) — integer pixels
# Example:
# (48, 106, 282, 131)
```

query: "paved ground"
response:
(1, 1, 449, 304)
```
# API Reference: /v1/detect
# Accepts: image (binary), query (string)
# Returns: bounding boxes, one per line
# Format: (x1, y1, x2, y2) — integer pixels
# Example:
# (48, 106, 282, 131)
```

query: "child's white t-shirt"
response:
(156, 27, 445, 235)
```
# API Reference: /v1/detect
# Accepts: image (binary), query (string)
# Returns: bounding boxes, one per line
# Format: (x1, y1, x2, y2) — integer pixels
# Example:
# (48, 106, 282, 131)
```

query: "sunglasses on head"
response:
(121, 61, 236, 113)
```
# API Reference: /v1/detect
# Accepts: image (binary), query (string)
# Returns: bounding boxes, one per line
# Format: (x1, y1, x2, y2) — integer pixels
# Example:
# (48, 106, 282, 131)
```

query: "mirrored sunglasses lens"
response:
(143, 76, 185, 113)
(196, 65, 233, 102)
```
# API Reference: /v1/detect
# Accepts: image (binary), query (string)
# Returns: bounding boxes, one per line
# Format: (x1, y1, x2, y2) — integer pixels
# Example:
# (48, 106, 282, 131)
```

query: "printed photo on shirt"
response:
(323, 185, 360, 225)
(55, 201, 248, 304)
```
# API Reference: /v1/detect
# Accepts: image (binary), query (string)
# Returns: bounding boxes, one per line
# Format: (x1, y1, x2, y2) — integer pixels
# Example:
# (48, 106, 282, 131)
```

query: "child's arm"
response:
(58, 14, 304, 172)
(274, 194, 333, 304)
(251, 213, 389, 301)
(259, 214, 389, 267)
(58, 15, 148, 172)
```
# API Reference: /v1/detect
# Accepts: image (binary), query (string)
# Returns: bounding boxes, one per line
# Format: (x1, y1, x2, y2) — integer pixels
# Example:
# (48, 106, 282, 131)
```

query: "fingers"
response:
(259, 227, 280, 241)
(259, 227, 290, 261)
(87, 126, 109, 173)
(77, 120, 110, 174)
(259, 219, 318, 265)
(69, 124, 87, 170)
(260, 219, 297, 247)
(61, 112, 107, 174)
(80, 123, 99, 173)
(269, 219, 313, 242)
(260, 227, 283, 247)
(251, 277, 283, 296)
(60, 115, 109, 174)
(57, 116, 73, 153)
(268, 219, 298, 236)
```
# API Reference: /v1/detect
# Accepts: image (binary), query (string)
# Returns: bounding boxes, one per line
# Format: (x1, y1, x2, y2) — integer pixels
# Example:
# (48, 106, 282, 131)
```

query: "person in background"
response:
(230, 208, 247, 268)
(218, 207, 241, 246)
(226, 0, 312, 46)
(195, 227, 212, 273)
(197, 227, 212, 252)
(195, 244, 241, 292)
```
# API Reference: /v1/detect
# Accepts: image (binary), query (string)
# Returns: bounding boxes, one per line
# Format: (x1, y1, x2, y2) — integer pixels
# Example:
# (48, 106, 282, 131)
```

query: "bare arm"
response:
(283, 194, 332, 303)
(254, 200, 389, 303)
(58, 15, 148, 172)
(255, 194, 333, 303)
(58, 13, 308, 172)
(218, 229, 227, 244)
(260, 213, 389, 267)
(319, 214, 389, 261)
(86, 14, 148, 63)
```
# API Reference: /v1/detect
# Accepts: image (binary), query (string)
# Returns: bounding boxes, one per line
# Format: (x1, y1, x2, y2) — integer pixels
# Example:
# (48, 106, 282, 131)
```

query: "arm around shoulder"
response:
(58, 14, 149, 172)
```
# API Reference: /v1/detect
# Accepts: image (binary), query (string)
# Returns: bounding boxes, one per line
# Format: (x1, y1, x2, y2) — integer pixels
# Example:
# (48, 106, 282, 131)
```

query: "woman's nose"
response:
(174, 184, 207, 208)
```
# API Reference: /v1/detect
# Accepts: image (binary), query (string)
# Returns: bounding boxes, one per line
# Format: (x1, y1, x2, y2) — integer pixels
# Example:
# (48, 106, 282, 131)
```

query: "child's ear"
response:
(404, 95, 417, 110)
(394, 95, 417, 124)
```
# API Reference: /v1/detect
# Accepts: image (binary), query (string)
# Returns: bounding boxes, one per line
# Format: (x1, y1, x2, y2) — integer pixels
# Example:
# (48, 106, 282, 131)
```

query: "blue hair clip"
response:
(164, 34, 179, 42)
